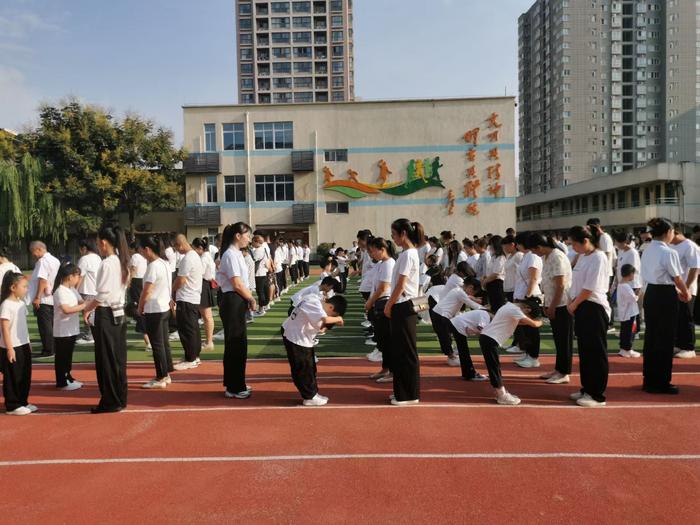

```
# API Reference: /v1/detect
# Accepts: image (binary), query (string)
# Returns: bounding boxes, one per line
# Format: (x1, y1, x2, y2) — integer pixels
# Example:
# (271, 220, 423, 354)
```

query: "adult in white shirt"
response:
(482, 236, 507, 312)
(164, 240, 177, 277)
(532, 234, 573, 384)
(278, 240, 290, 292)
(83, 226, 131, 414)
(128, 242, 148, 341)
(566, 226, 613, 407)
(251, 235, 272, 314)
(76, 239, 102, 343)
(502, 235, 523, 302)
(512, 233, 543, 367)
(287, 241, 299, 285)
(173, 235, 204, 369)
(302, 243, 311, 280)
(670, 226, 700, 359)
(385, 219, 423, 405)
(473, 239, 490, 280)
(218, 222, 257, 399)
(587, 218, 614, 283)
(294, 241, 304, 281)
(192, 238, 216, 350)
(28, 240, 61, 357)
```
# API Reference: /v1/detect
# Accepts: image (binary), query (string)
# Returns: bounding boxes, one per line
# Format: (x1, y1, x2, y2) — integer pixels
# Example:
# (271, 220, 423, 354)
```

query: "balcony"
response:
(184, 206, 221, 227)
(292, 204, 316, 224)
(291, 150, 315, 171)
(184, 153, 220, 174)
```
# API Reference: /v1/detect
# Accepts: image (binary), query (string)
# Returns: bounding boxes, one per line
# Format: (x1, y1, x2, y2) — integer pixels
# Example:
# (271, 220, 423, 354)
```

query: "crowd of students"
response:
(0, 215, 697, 414)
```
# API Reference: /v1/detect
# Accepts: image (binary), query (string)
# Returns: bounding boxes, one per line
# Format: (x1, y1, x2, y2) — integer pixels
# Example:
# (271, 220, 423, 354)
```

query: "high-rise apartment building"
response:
(235, 0, 355, 104)
(518, 0, 700, 196)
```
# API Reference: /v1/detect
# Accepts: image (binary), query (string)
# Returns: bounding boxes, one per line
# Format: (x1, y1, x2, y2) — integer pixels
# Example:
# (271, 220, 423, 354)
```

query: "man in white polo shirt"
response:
(172, 235, 204, 370)
(28, 241, 60, 357)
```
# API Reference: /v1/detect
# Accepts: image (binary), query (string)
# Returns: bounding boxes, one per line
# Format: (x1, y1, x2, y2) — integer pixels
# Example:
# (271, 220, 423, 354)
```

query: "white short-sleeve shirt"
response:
(616, 282, 639, 322)
(504, 252, 524, 293)
(672, 239, 700, 295)
(451, 309, 491, 337)
(129, 253, 148, 279)
(282, 295, 327, 348)
(252, 246, 270, 278)
(218, 246, 249, 293)
(292, 281, 322, 306)
(514, 251, 542, 300)
(176, 250, 203, 304)
(570, 250, 611, 319)
(641, 240, 683, 286)
(443, 273, 464, 295)
(427, 284, 445, 301)
(164, 247, 177, 274)
(143, 258, 172, 314)
(434, 288, 482, 319)
(29, 252, 61, 306)
(77, 252, 102, 296)
(53, 285, 82, 337)
(0, 298, 30, 348)
(372, 258, 395, 298)
(0, 262, 21, 289)
(359, 250, 377, 293)
(481, 302, 526, 347)
(391, 248, 420, 303)
(201, 251, 216, 281)
(94, 255, 128, 307)
(486, 255, 506, 281)
(598, 232, 615, 277)
(616, 247, 642, 289)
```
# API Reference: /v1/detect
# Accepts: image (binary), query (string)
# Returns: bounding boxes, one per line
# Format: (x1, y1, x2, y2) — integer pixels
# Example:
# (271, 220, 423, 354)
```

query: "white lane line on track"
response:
(1, 452, 699, 467)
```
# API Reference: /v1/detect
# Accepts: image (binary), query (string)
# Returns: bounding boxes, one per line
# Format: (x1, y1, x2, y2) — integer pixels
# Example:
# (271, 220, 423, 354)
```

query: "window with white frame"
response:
(204, 123, 216, 152)
(224, 176, 246, 202)
(223, 123, 244, 151)
(255, 175, 294, 201)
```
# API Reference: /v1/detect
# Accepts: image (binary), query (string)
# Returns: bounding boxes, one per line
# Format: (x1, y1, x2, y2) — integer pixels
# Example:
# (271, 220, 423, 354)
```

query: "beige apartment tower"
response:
(235, 0, 355, 104)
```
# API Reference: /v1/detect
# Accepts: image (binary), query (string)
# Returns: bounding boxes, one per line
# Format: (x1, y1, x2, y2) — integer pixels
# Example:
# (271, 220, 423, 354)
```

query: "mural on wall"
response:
(446, 189, 456, 215)
(323, 156, 445, 199)
(462, 112, 505, 215)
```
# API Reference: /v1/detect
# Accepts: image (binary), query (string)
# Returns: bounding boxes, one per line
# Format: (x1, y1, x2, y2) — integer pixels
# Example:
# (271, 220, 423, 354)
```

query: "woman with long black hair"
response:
(640, 218, 691, 394)
(512, 232, 543, 369)
(83, 225, 131, 414)
(218, 222, 257, 399)
(567, 225, 611, 407)
(384, 219, 423, 405)
(482, 235, 507, 312)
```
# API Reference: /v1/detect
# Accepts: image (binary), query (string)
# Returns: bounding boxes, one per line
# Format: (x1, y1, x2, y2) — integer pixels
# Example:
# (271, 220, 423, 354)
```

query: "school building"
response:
(181, 96, 516, 248)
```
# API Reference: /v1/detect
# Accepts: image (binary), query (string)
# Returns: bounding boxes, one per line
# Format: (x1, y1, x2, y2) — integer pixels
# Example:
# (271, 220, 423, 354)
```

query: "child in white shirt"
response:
(0, 271, 34, 415)
(53, 263, 87, 390)
(288, 277, 342, 315)
(617, 264, 641, 358)
(450, 309, 492, 381)
(282, 295, 347, 406)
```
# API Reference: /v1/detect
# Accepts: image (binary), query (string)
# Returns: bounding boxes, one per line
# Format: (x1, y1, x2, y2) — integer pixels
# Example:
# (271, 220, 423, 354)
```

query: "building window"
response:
(204, 123, 216, 152)
(332, 60, 344, 73)
(271, 32, 291, 44)
(324, 149, 348, 161)
(241, 78, 254, 90)
(239, 3, 252, 15)
(239, 33, 252, 45)
(239, 18, 252, 30)
(240, 48, 253, 61)
(331, 15, 343, 27)
(332, 45, 344, 57)
(332, 76, 344, 88)
(294, 77, 313, 88)
(241, 63, 253, 74)
(294, 92, 313, 103)
(254, 122, 293, 150)
(293, 16, 311, 28)
(292, 1, 310, 12)
(332, 92, 345, 101)
(206, 176, 218, 203)
(293, 61, 312, 73)
(271, 2, 290, 13)
(293, 31, 311, 43)
(223, 123, 244, 151)
(271, 17, 290, 28)
(332, 30, 344, 42)
(255, 174, 294, 201)
(241, 94, 255, 104)
(272, 62, 292, 73)
(272, 47, 291, 59)
(273, 77, 292, 89)
(273, 93, 293, 103)
(224, 176, 246, 202)
(294, 46, 312, 58)
(326, 202, 349, 214)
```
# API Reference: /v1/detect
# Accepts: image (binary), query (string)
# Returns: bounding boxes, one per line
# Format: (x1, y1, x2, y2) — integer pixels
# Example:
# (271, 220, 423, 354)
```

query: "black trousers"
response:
(34, 304, 54, 355)
(374, 305, 392, 371)
(452, 326, 478, 379)
(550, 305, 573, 375)
(301, 261, 310, 278)
(255, 276, 270, 308)
(574, 301, 609, 402)
(221, 292, 249, 393)
(432, 311, 455, 356)
(280, 266, 288, 290)
(283, 336, 318, 400)
(619, 319, 634, 351)
(129, 278, 146, 334)
(504, 292, 517, 345)
(390, 301, 420, 401)
(517, 324, 540, 359)
(478, 335, 503, 388)
(643, 284, 679, 389)
(1, 344, 31, 411)
(145, 311, 173, 380)
(177, 301, 201, 362)
(340, 270, 348, 293)
(676, 295, 696, 351)
(94, 307, 128, 411)
(276, 272, 285, 295)
(54, 335, 77, 387)
(486, 279, 506, 313)
(290, 263, 299, 284)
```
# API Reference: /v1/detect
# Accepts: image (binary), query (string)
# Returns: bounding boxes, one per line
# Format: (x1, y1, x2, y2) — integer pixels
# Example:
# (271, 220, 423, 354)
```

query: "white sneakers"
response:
(467, 373, 489, 382)
(366, 349, 383, 362)
(225, 385, 252, 399)
(174, 358, 200, 371)
(496, 390, 521, 406)
(619, 349, 641, 358)
(447, 355, 461, 367)
(361, 320, 372, 328)
(545, 373, 570, 384)
(59, 382, 82, 391)
(142, 378, 169, 389)
(515, 355, 540, 368)
(213, 330, 225, 341)
(505, 345, 522, 354)
(674, 349, 697, 359)
(376, 373, 393, 383)
(364, 338, 377, 346)
(168, 331, 180, 341)
(576, 393, 606, 407)
(6, 406, 32, 416)
(302, 394, 328, 406)
(390, 398, 419, 406)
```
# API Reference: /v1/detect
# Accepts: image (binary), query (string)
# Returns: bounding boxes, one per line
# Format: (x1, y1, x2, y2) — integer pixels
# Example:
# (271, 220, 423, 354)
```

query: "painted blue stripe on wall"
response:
(220, 144, 515, 158)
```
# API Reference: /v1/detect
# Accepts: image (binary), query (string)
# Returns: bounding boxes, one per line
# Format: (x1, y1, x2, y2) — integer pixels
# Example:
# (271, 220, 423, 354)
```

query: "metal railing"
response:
(519, 197, 680, 222)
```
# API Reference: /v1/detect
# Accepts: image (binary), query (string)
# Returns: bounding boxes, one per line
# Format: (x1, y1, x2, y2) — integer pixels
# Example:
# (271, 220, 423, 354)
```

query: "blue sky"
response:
(0, 0, 533, 146)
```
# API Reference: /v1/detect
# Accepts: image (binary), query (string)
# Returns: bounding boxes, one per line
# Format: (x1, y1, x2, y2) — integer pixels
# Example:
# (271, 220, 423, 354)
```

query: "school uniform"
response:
(390, 247, 421, 401)
(28, 251, 60, 356)
(513, 251, 543, 359)
(128, 252, 147, 333)
(616, 246, 642, 330)
(279, 244, 289, 290)
(359, 250, 377, 299)
(143, 257, 173, 380)
(570, 250, 611, 402)
(503, 251, 523, 303)
(617, 282, 639, 351)
(77, 252, 101, 338)
(252, 246, 270, 308)
(641, 240, 683, 391)
(479, 302, 527, 388)
(290, 281, 323, 315)
(541, 249, 573, 375)
(302, 247, 311, 278)
(474, 251, 490, 280)
(443, 273, 464, 296)
(432, 288, 482, 356)
(287, 245, 299, 284)
(176, 250, 204, 363)
(372, 258, 396, 371)
(671, 239, 700, 352)
(295, 245, 304, 281)
(199, 250, 217, 309)
(336, 255, 348, 292)
(218, 245, 251, 395)
(451, 309, 491, 379)
(0, 298, 32, 411)
(273, 245, 286, 294)
(53, 285, 82, 387)
(485, 254, 507, 312)
(92, 255, 129, 412)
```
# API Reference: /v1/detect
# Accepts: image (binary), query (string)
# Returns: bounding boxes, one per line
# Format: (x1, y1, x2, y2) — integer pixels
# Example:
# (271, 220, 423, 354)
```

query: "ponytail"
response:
(98, 225, 130, 284)
(390, 218, 423, 246)
(53, 262, 80, 294)
(0, 272, 25, 304)
(568, 225, 599, 248)
(647, 217, 674, 238)
(139, 235, 165, 259)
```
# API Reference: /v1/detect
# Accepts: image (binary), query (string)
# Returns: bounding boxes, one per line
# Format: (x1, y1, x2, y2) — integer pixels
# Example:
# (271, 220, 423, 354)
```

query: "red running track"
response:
(1, 356, 699, 524)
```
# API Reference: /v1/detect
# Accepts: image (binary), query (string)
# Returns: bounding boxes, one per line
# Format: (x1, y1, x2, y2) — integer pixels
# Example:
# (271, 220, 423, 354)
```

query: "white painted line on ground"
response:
(0, 452, 699, 468)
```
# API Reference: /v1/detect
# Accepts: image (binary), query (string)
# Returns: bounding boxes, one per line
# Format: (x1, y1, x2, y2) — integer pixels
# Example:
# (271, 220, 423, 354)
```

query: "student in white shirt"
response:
(478, 298, 544, 406)
(531, 234, 574, 384)
(294, 241, 304, 282)
(385, 219, 423, 406)
(473, 238, 491, 280)
(192, 238, 216, 351)
(251, 235, 272, 315)
(218, 222, 257, 399)
(502, 235, 523, 302)
(364, 237, 396, 382)
(482, 235, 507, 312)
(83, 226, 131, 414)
(287, 241, 299, 285)
(512, 233, 544, 368)
(450, 308, 492, 381)
(75, 239, 102, 344)
(52, 263, 86, 391)
(273, 238, 287, 298)
(302, 243, 311, 280)
(173, 235, 205, 370)
(640, 218, 691, 395)
(670, 225, 700, 359)
(127, 241, 149, 350)
(567, 225, 613, 407)
(0, 250, 20, 287)
(617, 264, 641, 358)
(28, 241, 61, 358)
(0, 272, 34, 415)
(283, 294, 347, 406)
(432, 277, 485, 374)
(335, 248, 349, 292)
(443, 262, 471, 296)
(289, 277, 342, 315)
